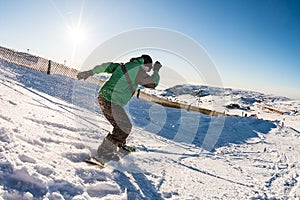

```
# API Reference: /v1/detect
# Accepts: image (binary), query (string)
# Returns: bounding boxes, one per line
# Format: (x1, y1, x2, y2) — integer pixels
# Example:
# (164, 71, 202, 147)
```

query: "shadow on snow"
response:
(128, 97, 276, 152)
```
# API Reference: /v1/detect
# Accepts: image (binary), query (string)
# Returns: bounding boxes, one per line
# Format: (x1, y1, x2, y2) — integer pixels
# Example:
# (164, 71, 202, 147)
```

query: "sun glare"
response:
(68, 26, 86, 45)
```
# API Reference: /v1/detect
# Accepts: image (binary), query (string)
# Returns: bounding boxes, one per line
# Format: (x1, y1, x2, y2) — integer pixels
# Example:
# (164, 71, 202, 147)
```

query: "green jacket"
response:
(92, 57, 160, 107)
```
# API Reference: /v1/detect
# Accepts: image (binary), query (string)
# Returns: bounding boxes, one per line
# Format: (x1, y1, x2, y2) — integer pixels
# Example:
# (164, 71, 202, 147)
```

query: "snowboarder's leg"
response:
(98, 96, 133, 160)
(98, 96, 132, 146)
(107, 103, 133, 158)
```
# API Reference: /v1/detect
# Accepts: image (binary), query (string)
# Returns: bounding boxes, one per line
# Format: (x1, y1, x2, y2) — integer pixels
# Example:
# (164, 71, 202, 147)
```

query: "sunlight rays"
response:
(50, 0, 87, 67)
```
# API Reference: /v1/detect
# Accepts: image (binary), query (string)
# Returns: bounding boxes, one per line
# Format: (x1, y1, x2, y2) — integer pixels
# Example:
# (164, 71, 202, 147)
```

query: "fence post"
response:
(47, 60, 51, 74)
(137, 89, 141, 98)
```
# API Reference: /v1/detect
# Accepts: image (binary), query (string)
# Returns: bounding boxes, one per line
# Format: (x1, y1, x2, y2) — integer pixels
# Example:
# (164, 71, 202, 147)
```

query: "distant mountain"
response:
(164, 84, 290, 102)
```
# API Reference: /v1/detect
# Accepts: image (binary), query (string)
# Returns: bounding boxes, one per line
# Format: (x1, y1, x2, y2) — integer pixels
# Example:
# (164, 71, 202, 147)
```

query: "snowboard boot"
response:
(96, 137, 119, 163)
(117, 143, 136, 158)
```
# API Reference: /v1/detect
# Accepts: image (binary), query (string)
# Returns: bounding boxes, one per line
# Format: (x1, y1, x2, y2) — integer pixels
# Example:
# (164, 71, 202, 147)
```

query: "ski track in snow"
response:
(0, 60, 300, 199)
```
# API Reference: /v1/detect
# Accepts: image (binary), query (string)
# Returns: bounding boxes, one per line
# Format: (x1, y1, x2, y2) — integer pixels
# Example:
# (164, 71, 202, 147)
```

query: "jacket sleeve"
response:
(135, 68, 160, 88)
(92, 62, 119, 74)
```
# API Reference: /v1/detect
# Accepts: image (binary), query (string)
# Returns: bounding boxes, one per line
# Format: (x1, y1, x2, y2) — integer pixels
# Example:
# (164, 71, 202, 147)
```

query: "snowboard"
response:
(85, 157, 105, 168)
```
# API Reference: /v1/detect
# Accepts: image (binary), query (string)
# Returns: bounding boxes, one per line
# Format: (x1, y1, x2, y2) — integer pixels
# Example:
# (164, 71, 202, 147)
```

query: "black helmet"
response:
(141, 54, 153, 67)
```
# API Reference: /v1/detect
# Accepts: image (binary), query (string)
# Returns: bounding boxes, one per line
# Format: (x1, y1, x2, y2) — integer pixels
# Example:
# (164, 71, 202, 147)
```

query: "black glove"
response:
(77, 70, 93, 80)
(153, 61, 162, 72)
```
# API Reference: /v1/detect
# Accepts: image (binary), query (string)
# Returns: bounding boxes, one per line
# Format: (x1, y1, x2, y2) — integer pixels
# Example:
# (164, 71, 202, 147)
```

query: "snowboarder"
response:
(77, 54, 162, 162)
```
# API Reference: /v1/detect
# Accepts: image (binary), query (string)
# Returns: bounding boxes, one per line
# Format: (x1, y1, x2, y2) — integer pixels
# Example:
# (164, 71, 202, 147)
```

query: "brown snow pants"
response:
(98, 96, 132, 146)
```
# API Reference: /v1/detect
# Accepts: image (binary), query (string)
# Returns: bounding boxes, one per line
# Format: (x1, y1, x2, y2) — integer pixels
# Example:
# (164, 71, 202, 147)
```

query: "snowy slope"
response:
(0, 60, 300, 199)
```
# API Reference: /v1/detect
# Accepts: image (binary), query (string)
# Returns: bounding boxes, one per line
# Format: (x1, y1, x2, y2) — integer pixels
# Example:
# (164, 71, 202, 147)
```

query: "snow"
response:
(0, 60, 300, 199)
(144, 84, 300, 131)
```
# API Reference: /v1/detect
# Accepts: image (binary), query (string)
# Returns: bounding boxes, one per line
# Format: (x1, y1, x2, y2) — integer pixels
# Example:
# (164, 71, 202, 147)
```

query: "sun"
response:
(67, 25, 86, 45)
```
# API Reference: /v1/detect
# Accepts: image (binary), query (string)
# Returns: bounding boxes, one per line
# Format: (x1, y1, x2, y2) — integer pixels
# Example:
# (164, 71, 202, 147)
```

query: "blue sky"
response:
(0, 0, 299, 99)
